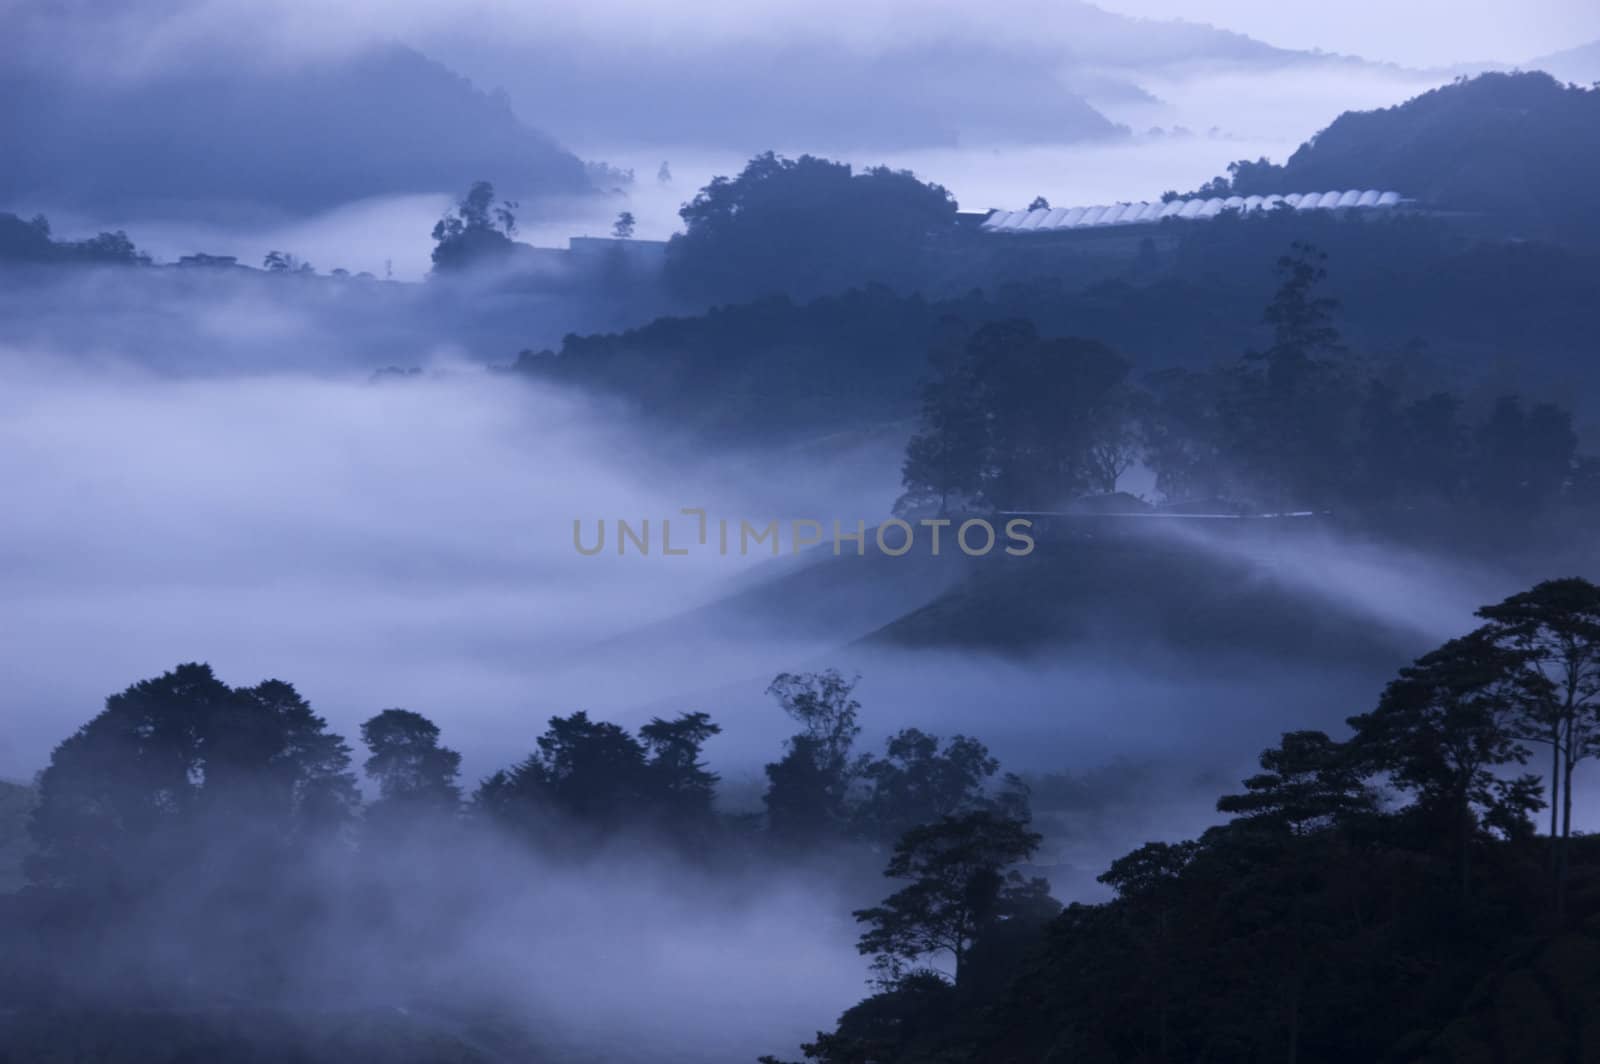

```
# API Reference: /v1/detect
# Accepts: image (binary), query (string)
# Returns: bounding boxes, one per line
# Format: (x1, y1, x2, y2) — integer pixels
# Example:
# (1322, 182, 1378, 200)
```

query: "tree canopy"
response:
(666, 152, 957, 303)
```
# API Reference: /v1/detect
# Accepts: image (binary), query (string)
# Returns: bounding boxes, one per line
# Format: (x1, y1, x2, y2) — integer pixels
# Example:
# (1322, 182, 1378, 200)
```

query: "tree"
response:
(666, 152, 957, 303)
(0, 213, 149, 265)
(226, 679, 359, 835)
(969, 321, 1133, 509)
(474, 710, 726, 843)
(612, 211, 636, 239)
(657, 161, 673, 184)
(1140, 366, 1229, 506)
(1347, 632, 1540, 895)
(63, 229, 149, 264)
(263, 250, 312, 273)
(1471, 396, 1577, 512)
(1097, 840, 1202, 1063)
(1476, 577, 1600, 918)
(1215, 243, 1354, 509)
(1217, 730, 1373, 835)
(28, 664, 357, 893)
(359, 709, 462, 832)
(0, 213, 55, 262)
(763, 670, 864, 845)
(1027, 196, 1051, 211)
(1216, 731, 1373, 1064)
(855, 729, 999, 844)
(430, 180, 519, 271)
(895, 326, 988, 516)
(639, 711, 722, 829)
(1254, 242, 1343, 394)
(853, 811, 1049, 987)
(476, 711, 652, 834)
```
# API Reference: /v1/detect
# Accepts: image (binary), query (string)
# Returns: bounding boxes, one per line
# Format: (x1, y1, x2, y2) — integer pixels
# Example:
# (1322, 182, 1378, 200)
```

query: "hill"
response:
(595, 517, 1435, 671)
(0, 44, 595, 214)
(1201, 72, 1600, 245)
(1528, 40, 1600, 85)
(859, 524, 1420, 666)
(515, 224, 1600, 444)
(446, 0, 1403, 151)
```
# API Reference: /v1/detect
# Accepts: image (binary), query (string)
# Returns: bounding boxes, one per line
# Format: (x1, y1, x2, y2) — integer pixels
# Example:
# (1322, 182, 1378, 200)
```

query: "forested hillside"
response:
(0, 44, 595, 212)
(1198, 72, 1600, 244)
(765, 580, 1600, 1064)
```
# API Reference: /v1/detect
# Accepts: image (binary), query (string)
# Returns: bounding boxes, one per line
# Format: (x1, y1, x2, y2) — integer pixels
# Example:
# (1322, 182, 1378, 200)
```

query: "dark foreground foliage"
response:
(2, 582, 1599, 1061)
(769, 578, 1600, 1064)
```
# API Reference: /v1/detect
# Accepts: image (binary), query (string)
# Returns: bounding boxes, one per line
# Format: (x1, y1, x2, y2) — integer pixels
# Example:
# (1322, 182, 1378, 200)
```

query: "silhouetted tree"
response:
(475, 711, 651, 835)
(263, 250, 314, 273)
(0, 213, 150, 264)
(431, 180, 520, 271)
(612, 211, 636, 239)
(1476, 577, 1600, 918)
(1216, 731, 1373, 1064)
(896, 325, 988, 516)
(853, 811, 1050, 987)
(0, 213, 56, 261)
(763, 670, 864, 845)
(1218, 730, 1373, 835)
(1097, 840, 1201, 1062)
(667, 152, 957, 302)
(28, 664, 357, 893)
(1348, 632, 1541, 895)
(854, 729, 998, 844)
(971, 321, 1133, 508)
(1256, 242, 1343, 391)
(1471, 396, 1577, 512)
(474, 709, 727, 843)
(360, 709, 462, 835)
(640, 711, 722, 830)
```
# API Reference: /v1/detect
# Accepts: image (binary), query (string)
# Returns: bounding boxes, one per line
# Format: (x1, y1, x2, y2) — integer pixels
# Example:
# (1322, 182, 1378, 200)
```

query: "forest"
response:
(4, 30, 1600, 1064)
(3, 575, 1599, 1062)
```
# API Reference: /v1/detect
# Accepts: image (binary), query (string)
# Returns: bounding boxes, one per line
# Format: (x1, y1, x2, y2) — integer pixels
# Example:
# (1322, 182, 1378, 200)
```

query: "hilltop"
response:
(1199, 72, 1600, 244)
(0, 44, 595, 214)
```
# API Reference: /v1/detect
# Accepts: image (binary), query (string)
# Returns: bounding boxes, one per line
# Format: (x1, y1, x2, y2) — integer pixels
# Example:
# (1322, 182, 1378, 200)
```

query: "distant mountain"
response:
(1042, 2, 1337, 70)
(1528, 40, 1600, 85)
(436, 2, 1416, 152)
(442, 37, 1126, 151)
(0, 44, 595, 215)
(1199, 72, 1600, 244)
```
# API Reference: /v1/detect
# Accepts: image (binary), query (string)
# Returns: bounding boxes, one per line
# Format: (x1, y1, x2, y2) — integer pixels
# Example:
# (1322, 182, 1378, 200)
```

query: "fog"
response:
(0, 237, 1563, 791)
(13, 0, 1592, 75)
(2, 0, 1596, 1057)
(20, 795, 867, 1061)
(5, 211, 1596, 1057)
(0, 309, 1541, 797)
(16, 56, 1448, 285)
(5, 0, 1472, 244)
(0, 342, 899, 781)
(1098, 0, 1600, 68)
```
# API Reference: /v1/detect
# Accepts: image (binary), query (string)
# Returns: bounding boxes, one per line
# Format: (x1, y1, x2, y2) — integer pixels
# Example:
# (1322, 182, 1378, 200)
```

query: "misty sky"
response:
(13, 0, 1595, 77)
(1101, 0, 1599, 67)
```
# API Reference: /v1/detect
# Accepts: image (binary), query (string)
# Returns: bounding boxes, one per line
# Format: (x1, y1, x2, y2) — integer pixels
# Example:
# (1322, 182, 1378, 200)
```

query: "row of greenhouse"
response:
(980, 190, 1407, 232)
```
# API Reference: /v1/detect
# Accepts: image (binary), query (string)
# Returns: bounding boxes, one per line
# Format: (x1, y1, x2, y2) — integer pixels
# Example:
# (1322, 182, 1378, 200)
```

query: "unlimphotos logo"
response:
(573, 508, 1034, 557)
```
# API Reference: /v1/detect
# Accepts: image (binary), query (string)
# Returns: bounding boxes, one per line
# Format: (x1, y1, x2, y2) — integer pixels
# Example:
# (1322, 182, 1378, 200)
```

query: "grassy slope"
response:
(861, 521, 1422, 668)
